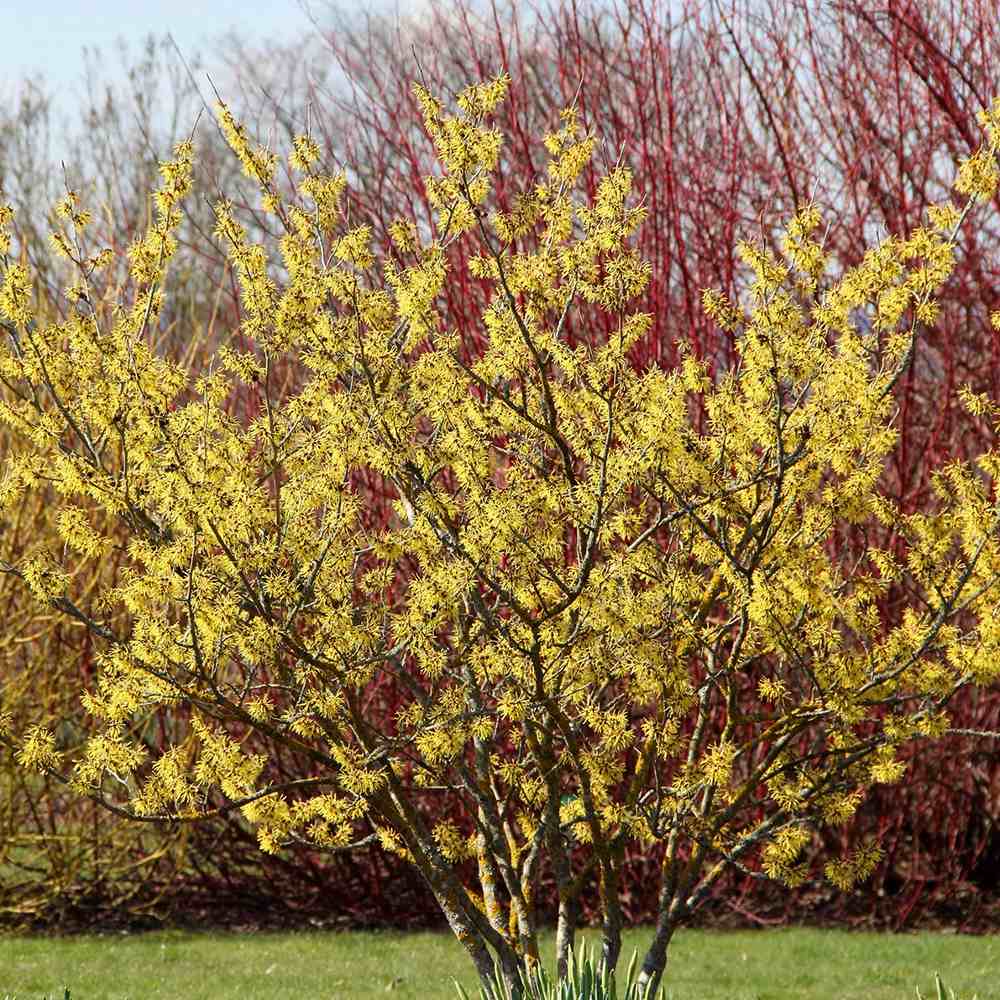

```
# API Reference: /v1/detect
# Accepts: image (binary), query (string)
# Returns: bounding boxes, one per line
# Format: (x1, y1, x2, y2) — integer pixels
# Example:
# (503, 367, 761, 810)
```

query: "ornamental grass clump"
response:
(458, 943, 660, 1000)
(3, 74, 1000, 996)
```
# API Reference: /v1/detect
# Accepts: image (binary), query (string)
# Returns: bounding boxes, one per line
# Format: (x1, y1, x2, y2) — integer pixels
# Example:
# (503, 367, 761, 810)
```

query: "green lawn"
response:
(1, 926, 997, 1000)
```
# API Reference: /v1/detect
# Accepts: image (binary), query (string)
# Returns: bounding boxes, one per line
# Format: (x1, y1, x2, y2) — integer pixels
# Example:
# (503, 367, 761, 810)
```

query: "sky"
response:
(2, 0, 319, 92)
(0, 0, 446, 170)
(0, 0, 442, 117)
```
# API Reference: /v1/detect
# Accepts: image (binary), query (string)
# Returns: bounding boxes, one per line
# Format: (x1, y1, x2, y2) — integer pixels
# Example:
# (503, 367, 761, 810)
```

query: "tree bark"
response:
(636, 919, 675, 998)
(554, 887, 578, 981)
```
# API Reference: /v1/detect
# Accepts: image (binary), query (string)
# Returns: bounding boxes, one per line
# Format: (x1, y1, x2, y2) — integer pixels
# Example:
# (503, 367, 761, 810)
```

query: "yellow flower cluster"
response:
(3, 75, 1000, 950)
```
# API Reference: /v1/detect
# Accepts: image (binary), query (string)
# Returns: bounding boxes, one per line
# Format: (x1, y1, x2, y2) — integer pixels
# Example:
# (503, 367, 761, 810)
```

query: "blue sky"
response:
(2, 0, 317, 96)
(0, 0, 443, 167)
(0, 1, 444, 116)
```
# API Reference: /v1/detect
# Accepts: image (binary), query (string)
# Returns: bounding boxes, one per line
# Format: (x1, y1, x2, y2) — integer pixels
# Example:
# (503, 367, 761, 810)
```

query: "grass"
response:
(1, 926, 997, 1000)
